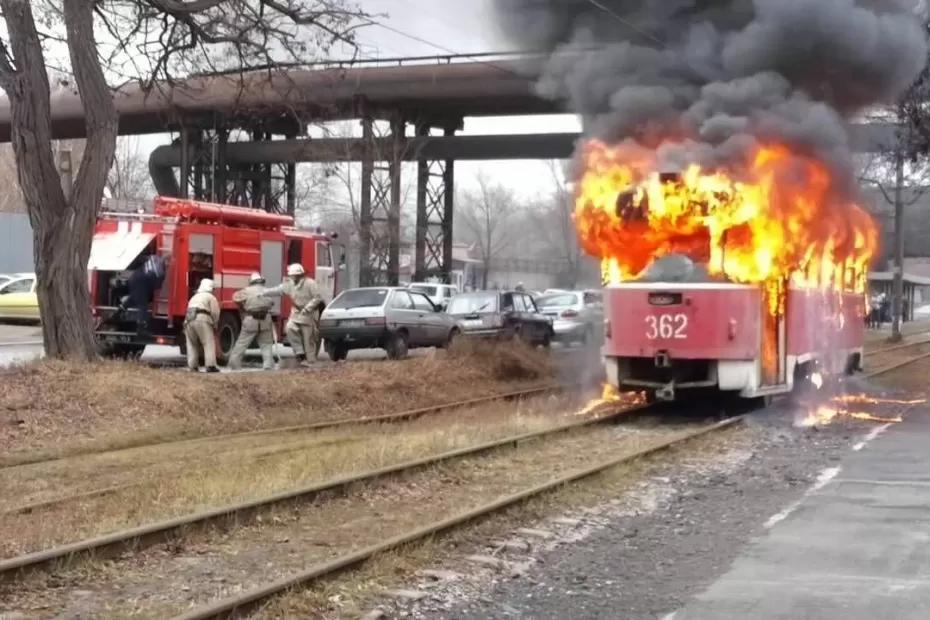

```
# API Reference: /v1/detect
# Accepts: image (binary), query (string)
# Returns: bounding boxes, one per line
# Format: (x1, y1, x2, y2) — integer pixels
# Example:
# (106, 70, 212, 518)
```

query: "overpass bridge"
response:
(0, 53, 899, 285)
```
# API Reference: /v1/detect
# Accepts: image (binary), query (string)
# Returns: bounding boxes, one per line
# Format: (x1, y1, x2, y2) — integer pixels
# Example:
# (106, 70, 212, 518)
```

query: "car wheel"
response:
(538, 330, 552, 349)
(326, 340, 349, 362)
(445, 328, 462, 350)
(386, 331, 409, 360)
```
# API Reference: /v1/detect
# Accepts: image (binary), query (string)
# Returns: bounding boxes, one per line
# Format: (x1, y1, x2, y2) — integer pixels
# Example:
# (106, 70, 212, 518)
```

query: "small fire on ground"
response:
(576, 383, 642, 417)
(794, 374, 919, 427)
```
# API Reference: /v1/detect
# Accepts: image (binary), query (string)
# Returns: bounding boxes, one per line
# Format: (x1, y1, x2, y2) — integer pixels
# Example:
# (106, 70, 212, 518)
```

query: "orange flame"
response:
(576, 383, 638, 416)
(574, 139, 877, 302)
(832, 394, 926, 406)
(796, 404, 903, 427)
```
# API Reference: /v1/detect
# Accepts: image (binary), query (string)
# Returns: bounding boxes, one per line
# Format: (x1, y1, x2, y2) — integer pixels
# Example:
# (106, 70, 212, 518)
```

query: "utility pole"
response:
(891, 149, 905, 342)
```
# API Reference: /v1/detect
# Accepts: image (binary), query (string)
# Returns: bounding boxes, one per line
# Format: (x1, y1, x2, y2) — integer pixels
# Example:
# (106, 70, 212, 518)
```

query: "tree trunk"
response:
(0, 0, 118, 360)
(891, 150, 905, 342)
(34, 211, 99, 358)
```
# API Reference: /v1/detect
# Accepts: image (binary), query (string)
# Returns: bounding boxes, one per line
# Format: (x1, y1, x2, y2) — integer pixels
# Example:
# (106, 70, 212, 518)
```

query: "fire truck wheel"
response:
(385, 331, 408, 360)
(100, 343, 145, 360)
(216, 312, 241, 366)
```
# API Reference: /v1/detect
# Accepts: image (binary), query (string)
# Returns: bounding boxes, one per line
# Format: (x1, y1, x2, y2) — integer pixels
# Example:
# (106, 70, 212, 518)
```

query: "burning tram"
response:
(575, 141, 876, 402)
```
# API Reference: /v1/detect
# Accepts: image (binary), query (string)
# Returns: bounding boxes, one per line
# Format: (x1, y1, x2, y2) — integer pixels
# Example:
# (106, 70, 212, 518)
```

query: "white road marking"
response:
(853, 423, 893, 451)
(764, 466, 841, 529)
(832, 479, 930, 487)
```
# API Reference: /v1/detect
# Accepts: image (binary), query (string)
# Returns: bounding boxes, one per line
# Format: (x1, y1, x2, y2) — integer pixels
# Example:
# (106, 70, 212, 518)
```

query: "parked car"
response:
(535, 290, 604, 346)
(0, 273, 39, 322)
(319, 287, 461, 361)
(407, 282, 459, 310)
(446, 290, 553, 346)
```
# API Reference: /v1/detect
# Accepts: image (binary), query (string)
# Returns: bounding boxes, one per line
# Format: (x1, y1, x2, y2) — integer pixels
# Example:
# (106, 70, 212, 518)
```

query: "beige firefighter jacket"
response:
(263, 277, 323, 326)
(186, 291, 220, 324)
(233, 284, 274, 317)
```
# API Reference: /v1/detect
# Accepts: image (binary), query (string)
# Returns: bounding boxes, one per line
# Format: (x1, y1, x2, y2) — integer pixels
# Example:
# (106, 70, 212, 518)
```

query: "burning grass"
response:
(0, 343, 554, 465)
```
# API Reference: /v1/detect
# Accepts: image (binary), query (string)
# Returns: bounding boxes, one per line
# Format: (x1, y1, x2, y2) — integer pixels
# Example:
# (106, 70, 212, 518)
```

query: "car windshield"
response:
(409, 285, 438, 297)
(329, 288, 389, 310)
(537, 293, 579, 308)
(448, 293, 498, 314)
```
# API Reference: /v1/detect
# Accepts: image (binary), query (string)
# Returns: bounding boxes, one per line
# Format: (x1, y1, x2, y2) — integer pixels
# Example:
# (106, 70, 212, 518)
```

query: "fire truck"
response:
(89, 196, 337, 361)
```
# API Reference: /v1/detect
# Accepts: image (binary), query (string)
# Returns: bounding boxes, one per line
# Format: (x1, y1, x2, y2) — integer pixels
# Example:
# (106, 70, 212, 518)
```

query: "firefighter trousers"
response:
(229, 315, 275, 370)
(286, 319, 319, 361)
(184, 317, 217, 370)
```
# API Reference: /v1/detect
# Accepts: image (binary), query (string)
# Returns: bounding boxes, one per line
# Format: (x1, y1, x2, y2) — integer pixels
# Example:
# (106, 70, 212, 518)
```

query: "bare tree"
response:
(0, 0, 369, 359)
(107, 136, 155, 200)
(527, 160, 583, 287)
(458, 172, 518, 289)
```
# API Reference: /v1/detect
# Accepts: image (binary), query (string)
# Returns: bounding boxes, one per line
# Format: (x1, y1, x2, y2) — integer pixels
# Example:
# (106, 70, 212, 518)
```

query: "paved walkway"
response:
(673, 408, 930, 619)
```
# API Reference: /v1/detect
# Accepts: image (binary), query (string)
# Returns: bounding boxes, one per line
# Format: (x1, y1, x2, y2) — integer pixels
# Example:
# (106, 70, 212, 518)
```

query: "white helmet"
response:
(287, 263, 305, 276)
(198, 278, 215, 293)
(249, 272, 265, 284)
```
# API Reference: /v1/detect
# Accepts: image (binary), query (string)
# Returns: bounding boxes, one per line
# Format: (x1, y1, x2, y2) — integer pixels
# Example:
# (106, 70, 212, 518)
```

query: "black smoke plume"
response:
(493, 0, 928, 185)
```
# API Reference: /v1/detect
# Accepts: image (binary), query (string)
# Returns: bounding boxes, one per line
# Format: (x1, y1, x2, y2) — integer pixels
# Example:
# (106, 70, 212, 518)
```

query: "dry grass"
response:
(0, 342, 555, 465)
(255, 425, 754, 619)
(0, 392, 603, 557)
(3, 420, 741, 618)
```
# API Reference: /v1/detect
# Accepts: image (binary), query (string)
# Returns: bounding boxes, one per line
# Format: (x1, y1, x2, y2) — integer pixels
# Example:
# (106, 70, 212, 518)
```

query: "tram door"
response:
(761, 281, 787, 386)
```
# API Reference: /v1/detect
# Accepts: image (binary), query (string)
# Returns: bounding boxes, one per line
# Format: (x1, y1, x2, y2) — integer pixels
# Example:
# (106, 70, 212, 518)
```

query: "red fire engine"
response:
(90, 196, 337, 360)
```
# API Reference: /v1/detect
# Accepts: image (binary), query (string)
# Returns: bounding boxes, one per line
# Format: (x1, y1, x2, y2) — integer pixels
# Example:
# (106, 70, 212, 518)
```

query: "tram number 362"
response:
(645, 314, 688, 340)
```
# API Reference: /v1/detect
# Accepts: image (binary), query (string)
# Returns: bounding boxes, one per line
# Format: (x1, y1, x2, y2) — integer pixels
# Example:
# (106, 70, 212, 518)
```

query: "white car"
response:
(407, 282, 459, 310)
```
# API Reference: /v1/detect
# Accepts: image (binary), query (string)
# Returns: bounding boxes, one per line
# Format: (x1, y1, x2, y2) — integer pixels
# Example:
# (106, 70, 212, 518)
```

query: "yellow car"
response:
(0, 274, 39, 322)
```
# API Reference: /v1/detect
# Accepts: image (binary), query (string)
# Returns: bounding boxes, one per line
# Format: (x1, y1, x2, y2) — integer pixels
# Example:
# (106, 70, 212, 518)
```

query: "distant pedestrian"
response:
(229, 273, 275, 370)
(263, 263, 323, 367)
(880, 294, 891, 325)
(184, 278, 220, 372)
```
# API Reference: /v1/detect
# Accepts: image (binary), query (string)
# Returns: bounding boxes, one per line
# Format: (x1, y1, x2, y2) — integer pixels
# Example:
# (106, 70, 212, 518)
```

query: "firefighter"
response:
(184, 278, 221, 373)
(128, 251, 166, 336)
(228, 273, 275, 370)
(263, 263, 323, 367)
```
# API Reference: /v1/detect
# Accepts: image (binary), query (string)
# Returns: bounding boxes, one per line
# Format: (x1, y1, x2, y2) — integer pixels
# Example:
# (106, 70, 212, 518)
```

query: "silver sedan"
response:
(535, 290, 604, 347)
(319, 287, 460, 361)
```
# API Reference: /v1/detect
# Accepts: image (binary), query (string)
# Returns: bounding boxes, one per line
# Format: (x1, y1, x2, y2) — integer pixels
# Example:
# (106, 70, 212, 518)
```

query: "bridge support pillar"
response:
(414, 123, 456, 284)
(359, 114, 405, 286)
(172, 121, 296, 215)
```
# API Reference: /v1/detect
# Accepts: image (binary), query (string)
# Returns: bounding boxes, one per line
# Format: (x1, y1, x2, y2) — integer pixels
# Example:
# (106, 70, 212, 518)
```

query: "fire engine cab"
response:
(89, 196, 337, 361)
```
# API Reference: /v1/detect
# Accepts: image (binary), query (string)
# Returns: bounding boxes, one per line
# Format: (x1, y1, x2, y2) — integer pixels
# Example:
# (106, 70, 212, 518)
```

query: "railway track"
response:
(176, 417, 742, 620)
(0, 384, 564, 471)
(0, 397, 654, 583)
(2, 336, 925, 616)
(0, 402, 742, 619)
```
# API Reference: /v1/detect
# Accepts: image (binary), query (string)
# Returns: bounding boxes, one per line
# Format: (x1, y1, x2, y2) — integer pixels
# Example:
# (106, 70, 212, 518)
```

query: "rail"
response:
(0, 384, 563, 470)
(0, 399, 653, 581)
(173, 416, 744, 620)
